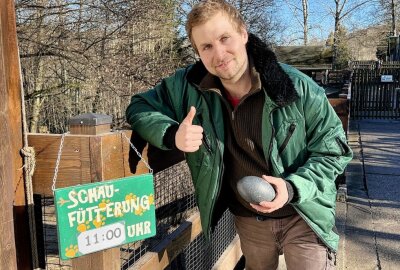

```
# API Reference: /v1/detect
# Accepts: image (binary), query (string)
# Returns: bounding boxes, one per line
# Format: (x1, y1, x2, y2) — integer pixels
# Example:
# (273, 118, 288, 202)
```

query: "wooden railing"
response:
(28, 114, 242, 270)
(29, 116, 147, 270)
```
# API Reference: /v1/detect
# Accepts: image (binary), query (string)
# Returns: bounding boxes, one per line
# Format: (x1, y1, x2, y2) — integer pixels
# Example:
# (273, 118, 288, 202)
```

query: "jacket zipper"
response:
(199, 90, 225, 239)
(206, 128, 224, 239)
(268, 107, 279, 159)
(335, 137, 345, 155)
(278, 123, 297, 156)
(196, 110, 212, 154)
(202, 134, 212, 154)
(293, 206, 336, 253)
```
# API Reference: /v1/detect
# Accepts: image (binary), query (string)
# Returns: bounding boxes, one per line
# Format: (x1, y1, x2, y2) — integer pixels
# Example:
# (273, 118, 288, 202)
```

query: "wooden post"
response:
(29, 130, 148, 197)
(329, 98, 349, 134)
(0, 0, 31, 269)
(28, 129, 149, 267)
(69, 113, 113, 135)
(68, 113, 121, 270)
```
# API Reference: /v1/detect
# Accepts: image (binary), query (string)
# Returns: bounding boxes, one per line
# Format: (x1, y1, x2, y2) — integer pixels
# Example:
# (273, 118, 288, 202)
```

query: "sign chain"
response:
(121, 132, 153, 174)
(52, 131, 153, 192)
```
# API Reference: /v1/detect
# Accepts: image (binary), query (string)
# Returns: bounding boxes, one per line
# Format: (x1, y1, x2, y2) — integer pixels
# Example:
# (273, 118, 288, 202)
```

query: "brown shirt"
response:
(199, 63, 296, 218)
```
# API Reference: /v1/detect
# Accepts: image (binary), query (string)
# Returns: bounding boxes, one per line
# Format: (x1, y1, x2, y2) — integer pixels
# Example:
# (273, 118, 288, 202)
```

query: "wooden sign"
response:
(54, 173, 155, 260)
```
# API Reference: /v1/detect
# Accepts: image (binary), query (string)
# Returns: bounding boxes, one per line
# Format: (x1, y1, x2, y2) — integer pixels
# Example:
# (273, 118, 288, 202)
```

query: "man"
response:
(126, 1, 352, 269)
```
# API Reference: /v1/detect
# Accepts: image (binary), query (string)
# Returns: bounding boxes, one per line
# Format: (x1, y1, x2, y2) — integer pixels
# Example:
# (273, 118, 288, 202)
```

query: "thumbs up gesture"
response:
(175, 106, 204, 152)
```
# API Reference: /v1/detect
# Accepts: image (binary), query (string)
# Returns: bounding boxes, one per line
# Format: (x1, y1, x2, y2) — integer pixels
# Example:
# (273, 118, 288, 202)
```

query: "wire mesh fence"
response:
(120, 161, 197, 269)
(35, 195, 72, 270)
(173, 209, 237, 270)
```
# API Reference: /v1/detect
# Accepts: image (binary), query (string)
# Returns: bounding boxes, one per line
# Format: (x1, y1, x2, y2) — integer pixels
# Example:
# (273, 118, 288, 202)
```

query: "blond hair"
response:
(186, 0, 246, 52)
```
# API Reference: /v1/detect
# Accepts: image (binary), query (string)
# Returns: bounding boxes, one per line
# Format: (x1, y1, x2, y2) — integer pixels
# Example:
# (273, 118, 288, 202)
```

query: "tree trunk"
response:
(29, 0, 46, 133)
(302, 0, 308, 46)
(333, 0, 341, 69)
(391, 0, 397, 35)
(92, 8, 109, 113)
(29, 60, 44, 133)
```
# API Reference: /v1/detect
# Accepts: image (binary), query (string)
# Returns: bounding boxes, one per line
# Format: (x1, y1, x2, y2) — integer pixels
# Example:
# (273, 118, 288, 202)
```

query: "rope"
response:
(19, 59, 42, 270)
(52, 133, 66, 191)
(20, 147, 36, 179)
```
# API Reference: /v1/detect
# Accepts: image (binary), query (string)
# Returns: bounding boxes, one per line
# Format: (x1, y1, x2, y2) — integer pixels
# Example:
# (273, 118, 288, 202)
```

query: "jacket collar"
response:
(198, 55, 262, 96)
(187, 33, 299, 107)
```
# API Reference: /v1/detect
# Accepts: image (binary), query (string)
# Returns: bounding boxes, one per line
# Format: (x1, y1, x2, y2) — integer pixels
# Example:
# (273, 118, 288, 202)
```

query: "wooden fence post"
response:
(329, 98, 349, 134)
(28, 121, 150, 268)
(0, 0, 31, 269)
(69, 113, 121, 270)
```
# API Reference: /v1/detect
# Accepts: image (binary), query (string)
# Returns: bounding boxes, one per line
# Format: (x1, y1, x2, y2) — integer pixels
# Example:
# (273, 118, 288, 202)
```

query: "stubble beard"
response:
(216, 57, 247, 83)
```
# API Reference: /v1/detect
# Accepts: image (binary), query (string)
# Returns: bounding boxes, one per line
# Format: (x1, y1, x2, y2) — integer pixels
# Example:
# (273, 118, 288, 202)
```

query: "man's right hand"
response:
(175, 106, 203, 152)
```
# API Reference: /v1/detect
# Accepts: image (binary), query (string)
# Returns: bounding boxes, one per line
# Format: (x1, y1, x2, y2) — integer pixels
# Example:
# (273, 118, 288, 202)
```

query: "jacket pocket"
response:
(196, 110, 214, 155)
(335, 137, 350, 155)
(274, 119, 306, 172)
(278, 123, 297, 157)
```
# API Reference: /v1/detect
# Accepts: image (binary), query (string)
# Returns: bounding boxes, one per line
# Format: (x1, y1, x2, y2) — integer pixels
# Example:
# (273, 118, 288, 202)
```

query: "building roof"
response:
(274, 45, 333, 70)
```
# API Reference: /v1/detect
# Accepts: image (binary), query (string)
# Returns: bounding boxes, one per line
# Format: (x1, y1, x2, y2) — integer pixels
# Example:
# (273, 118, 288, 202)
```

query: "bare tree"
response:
(302, 0, 309, 45)
(176, 0, 280, 45)
(16, 0, 185, 132)
(377, 0, 399, 35)
(301, 0, 308, 46)
(391, 0, 397, 35)
(327, 0, 372, 68)
(282, 0, 309, 45)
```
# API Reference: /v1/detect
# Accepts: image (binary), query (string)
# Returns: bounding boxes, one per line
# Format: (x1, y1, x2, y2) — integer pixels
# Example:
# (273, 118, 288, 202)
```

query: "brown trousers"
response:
(234, 214, 336, 270)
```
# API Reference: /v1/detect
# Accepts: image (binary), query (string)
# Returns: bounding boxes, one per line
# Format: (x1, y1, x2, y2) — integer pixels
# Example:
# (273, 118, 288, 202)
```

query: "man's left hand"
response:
(250, 175, 289, 213)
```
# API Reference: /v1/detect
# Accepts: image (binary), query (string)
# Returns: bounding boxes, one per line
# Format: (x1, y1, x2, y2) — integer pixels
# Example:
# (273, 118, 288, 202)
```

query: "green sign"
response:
(54, 173, 155, 260)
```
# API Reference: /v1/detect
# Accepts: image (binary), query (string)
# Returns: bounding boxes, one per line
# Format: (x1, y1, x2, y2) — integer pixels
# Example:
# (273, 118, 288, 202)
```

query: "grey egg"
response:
(237, 176, 276, 204)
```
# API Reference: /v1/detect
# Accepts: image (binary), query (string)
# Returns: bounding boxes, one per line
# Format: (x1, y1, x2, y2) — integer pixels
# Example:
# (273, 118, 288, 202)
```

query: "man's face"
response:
(191, 12, 248, 84)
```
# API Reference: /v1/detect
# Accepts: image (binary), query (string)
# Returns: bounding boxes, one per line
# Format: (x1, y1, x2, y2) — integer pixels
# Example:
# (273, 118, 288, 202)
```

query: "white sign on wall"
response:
(381, 75, 394, 82)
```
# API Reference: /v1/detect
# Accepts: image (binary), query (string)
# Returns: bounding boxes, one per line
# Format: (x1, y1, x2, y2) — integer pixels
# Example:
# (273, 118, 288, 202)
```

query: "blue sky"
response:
(275, 0, 378, 45)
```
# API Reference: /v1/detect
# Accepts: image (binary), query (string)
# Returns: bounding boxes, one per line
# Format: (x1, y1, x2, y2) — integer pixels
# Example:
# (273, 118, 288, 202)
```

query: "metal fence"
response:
(120, 161, 197, 269)
(350, 61, 400, 70)
(350, 68, 400, 119)
(175, 210, 237, 270)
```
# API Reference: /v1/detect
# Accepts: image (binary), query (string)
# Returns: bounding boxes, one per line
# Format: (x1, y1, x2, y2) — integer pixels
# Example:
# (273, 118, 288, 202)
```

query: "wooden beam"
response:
(29, 134, 91, 196)
(71, 249, 121, 270)
(329, 98, 349, 134)
(69, 116, 125, 270)
(69, 124, 111, 135)
(0, 0, 30, 269)
(130, 212, 202, 270)
(29, 130, 148, 196)
(92, 133, 125, 181)
(211, 235, 242, 270)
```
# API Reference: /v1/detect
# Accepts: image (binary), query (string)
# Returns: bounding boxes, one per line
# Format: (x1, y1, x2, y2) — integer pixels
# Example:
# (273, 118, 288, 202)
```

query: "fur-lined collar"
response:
(187, 33, 298, 107)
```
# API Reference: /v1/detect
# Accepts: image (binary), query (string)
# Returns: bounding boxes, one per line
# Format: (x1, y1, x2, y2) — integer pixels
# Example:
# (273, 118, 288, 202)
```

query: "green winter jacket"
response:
(126, 34, 353, 252)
